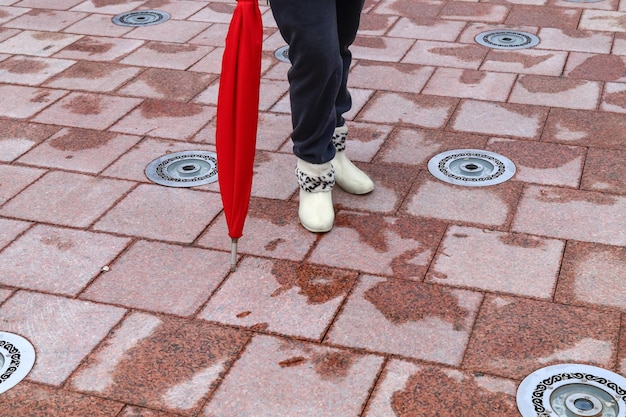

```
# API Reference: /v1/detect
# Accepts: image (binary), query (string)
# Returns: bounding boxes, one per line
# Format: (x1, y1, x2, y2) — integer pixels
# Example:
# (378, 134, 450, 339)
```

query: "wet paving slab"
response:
(0, 0, 624, 415)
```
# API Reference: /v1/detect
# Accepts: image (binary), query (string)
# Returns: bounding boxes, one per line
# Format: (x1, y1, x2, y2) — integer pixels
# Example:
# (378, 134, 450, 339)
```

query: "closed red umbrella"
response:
(216, 0, 263, 271)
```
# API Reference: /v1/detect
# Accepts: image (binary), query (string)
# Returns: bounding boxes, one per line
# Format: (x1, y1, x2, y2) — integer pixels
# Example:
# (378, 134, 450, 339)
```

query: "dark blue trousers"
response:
(270, 0, 365, 164)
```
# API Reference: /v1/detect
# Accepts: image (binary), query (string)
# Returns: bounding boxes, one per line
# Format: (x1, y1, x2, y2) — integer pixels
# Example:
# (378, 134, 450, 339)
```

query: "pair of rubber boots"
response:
(296, 125, 374, 232)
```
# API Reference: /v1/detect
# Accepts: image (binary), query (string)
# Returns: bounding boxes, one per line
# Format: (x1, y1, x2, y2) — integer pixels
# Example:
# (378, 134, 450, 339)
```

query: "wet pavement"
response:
(0, 0, 625, 415)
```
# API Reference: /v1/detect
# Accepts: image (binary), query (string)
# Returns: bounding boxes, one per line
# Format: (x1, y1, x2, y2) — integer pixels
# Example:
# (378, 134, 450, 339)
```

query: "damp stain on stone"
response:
(2, 58, 48, 74)
(429, 45, 486, 62)
(568, 54, 626, 82)
(49, 128, 114, 151)
(147, 42, 199, 54)
(92, 0, 130, 7)
(40, 234, 75, 251)
(63, 94, 103, 115)
(561, 28, 593, 39)
(459, 69, 486, 85)
(353, 36, 386, 50)
(270, 260, 357, 305)
(488, 139, 581, 169)
(58, 61, 115, 81)
(535, 187, 617, 205)
(278, 356, 306, 368)
(311, 350, 356, 381)
(236, 311, 251, 318)
(139, 99, 204, 119)
(247, 198, 291, 227)
(519, 75, 586, 94)
(264, 238, 285, 251)
(364, 279, 469, 329)
(604, 90, 626, 109)
(390, 367, 517, 416)
(0, 10, 9, 19)
(498, 233, 545, 249)
(360, 14, 392, 32)
(32, 32, 68, 42)
(390, 0, 442, 21)
(487, 51, 554, 69)
(143, 0, 172, 7)
(137, 69, 215, 100)
(208, 3, 236, 14)
(30, 91, 52, 103)
(63, 38, 115, 55)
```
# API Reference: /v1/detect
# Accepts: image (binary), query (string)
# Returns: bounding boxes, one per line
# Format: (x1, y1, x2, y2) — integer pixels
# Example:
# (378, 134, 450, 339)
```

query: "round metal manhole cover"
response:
(427, 149, 516, 187)
(112, 10, 171, 27)
(475, 30, 540, 50)
(274, 46, 290, 63)
(517, 364, 626, 417)
(0, 332, 36, 395)
(145, 150, 218, 187)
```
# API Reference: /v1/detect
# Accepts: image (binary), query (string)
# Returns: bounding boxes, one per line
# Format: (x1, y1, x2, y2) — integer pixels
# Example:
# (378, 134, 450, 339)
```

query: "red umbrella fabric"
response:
(216, 0, 263, 271)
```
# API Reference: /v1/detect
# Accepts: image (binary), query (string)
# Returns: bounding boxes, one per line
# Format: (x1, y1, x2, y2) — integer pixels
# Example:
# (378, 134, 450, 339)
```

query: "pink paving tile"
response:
(555, 241, 626, 311)
(581, 147, 626, 194)
(332, 163, 417, 214)
(550, 0, 617, 9)
(109, 99, 213, 140)
(0, 217, 31, 249)
(169, 22, 227, 47)
(62, 14, 134, 37)
(480, 49, 568, 76)
(45, 61, 143, 92)
(139, 0, 207, 19)
(373, 0, 444, 19)
(0, 288, 12, 303)
(505, 5, 582, 28)
(614, 33, 626, 55)
(0, 164, 46, 204)
(14, 0, 84, 9)
(0, 171, 134, 227)
(309, 212, 447, 279)
(351, 35, 415, 62)
(348, 61, 434, 93)
(509, 74, 601, 110)
(338, 122, 392, 162)
(123, 20, 209, 43)
(402, 173, 522, 228)
(0, 224, 130, 295)
(0, 291, 126, 385)
(120, 41, 212, 70)
(0, 27, 19, 42)
(0, 30, 82, 56)
(463, 294, 621, 379)
(203, 334, 383, 417)
(602, 81, 626, 113)
(70, 312, 250, 416)
(0, 382, 124, 417)
(364, 361, 518, 417)
(402, 40, 488, 69)
(33, 92, 143, 130)
(513, 185, 626, 246)
(93, 184, 223, 243)
(0, 119, 59, 161)
(423, 68, 516, 101)
(387, 17, 467, 42)
(0, 5, 29, 24)
(451, 99, 548, 138)
(358, 92, 457, 128)
(565, 52, 626, 82)
(378, 127, 488, 166)
(198, 198, 317, 261)
(3, 9, 88, 30)
(250, 151, 299, 199)
(117, 68, 216, 101)
(0, 56, 75, 85)
(187, 46, 222, 73)
(187, 2, 235, 24)
(82, 241, 232, 316)
(536, 28, 613, 53)
(32, 127, 138, 172)
(439, 2, 509, 22)
(542, 108, 626, 149)
(327, 275, 482, 364)
(486, 137, 585, 187)
(359, 13, 398, 36)
(0, 85, 68, 119)
(250, 112, 292, 151)
(580, 10, 626, 32)
(53, 36, 144, 61)
(200, 257, 358, 340)
(427, 225, 564, 298)
(71, 0, 147, 14)
(101, 138, 217, 186)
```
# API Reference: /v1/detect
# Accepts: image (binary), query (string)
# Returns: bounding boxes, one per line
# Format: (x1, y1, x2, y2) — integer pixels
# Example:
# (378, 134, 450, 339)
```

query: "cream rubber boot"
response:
(331, 125, 374, 195)
(296, 159, 335, 233)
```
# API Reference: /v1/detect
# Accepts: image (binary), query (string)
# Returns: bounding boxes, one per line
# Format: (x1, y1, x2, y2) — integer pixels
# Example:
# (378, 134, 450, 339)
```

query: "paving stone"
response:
(358, 92, 457, 128)
(0, 84, 67, 119)
(0, 164, 46, 205)
(123, 20, 209, 43)
(536, 28, 613, 53)
(0, 119, 59, 161)
(542, 108, 626, 149)
(120, 41, 212, 70)
(505, 5, 581, 28)
(423, 68, 516, 101)
(387, 17, 466, 41)
(0, 56, 76, 86)
(3, 9, 88, 31)
(0, 291, 126, 385)
(481, 49, 568, 76)
(580, 10, 626, 32)
(45, 61, 143, 92)
(509, 74, 601, 110)
(402, 40, 488, 69)
(581, 147, 626, 194)
(348, 61, 434, 93)
(203, 334, 383, 417)
(0, 217, 31, 250)
(326, 275, 482, 365)
(0, 224, 130, 295)
(54, 36, 145, 61)
(0, 30, 82, 56)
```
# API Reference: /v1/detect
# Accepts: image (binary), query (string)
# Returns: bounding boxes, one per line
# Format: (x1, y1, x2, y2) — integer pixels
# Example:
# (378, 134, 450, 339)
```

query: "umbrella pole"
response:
(230, 238, 238, 272)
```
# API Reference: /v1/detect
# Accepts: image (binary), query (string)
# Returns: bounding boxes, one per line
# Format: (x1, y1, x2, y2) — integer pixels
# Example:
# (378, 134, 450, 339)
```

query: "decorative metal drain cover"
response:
(274, 46, 290, 63)
(145, 150, 218, 187)
(0, 332, 36, 395)
(517, 364, 626, 417)
(475, 30, 540, 50)
(427, 149, 516, 186)
(112, 10, 171, 27)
